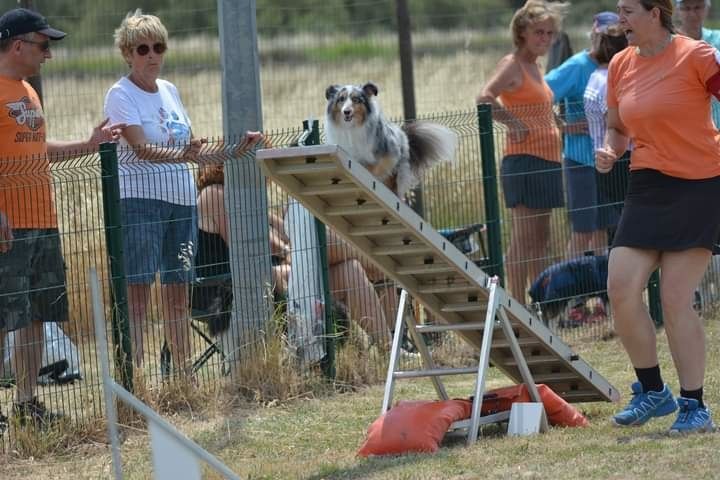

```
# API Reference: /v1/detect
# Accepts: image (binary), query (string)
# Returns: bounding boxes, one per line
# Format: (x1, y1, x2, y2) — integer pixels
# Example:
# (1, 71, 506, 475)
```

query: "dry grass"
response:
(1, 317, 719, 479)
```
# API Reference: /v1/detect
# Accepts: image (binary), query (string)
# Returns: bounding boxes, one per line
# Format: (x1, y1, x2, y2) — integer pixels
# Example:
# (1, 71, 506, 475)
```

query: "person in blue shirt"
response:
(676, 0, 720, 126)
(545, 11, 621, 260)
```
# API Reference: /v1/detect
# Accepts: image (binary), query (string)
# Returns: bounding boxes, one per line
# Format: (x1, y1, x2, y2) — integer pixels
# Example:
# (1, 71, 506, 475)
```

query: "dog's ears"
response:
(362, 82, 379, 97)
(325, 85, 341, 100)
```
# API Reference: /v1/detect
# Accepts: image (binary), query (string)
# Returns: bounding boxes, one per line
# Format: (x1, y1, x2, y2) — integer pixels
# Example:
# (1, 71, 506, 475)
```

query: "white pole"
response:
(89, 268, 124, 480)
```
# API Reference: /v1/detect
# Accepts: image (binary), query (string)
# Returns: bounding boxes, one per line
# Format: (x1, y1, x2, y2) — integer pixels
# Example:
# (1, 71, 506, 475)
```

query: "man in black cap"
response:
(0, 8, 123, 431)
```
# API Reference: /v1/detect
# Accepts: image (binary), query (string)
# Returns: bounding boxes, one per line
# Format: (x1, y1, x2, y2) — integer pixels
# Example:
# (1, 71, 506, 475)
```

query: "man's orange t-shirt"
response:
(0, 76, 56, 229)
(607, 35, 720, 179)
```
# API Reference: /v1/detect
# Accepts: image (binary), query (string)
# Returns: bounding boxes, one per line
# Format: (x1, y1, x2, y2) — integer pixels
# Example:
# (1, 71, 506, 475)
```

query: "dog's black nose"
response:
(343, 109, 352, 116)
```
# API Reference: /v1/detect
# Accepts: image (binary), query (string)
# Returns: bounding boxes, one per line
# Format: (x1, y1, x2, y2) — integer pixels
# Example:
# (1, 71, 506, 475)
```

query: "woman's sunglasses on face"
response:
(135, 42, 167, 56)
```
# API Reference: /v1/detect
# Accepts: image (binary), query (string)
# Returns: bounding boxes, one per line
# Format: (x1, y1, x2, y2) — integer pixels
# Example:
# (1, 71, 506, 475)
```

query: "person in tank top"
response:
(476, 0, 567, 302)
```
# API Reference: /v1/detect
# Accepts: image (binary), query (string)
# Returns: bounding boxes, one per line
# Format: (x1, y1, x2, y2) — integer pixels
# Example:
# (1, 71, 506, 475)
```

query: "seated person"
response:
(324, 228, 396, 349)
(193, 162, 396, 349)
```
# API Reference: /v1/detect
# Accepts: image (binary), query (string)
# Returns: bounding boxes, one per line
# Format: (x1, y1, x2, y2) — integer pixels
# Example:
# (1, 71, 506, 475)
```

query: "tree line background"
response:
(6, 0, 719, 44)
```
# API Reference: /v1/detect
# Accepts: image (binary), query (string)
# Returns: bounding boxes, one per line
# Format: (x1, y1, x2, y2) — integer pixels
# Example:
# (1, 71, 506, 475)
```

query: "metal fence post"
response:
(99, 142, 133, 392)
(477, 103, 505, 281)
(648, 269, 663, 327)
(302, 119, 336, 379)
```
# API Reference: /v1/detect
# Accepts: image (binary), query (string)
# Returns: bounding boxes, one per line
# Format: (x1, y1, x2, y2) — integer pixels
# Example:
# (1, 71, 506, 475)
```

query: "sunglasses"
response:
(20, 38, 50, 52)
(135, 42, 167, 56)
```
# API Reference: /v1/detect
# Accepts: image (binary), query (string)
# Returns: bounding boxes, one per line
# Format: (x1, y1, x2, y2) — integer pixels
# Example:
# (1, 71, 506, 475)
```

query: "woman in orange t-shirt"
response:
(595, 0, 719, 434)
(476, 0, 566, 302)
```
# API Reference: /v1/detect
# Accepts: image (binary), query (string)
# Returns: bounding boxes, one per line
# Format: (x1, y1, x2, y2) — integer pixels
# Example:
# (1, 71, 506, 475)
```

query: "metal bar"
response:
(381, 289, 409, 414)
(415, 322, 488, 333)
(394, 367, 477, 379)
(467, 277, 501, 446)
(91, 269, 241, 480)
(402, 305, 448, 400)
(477, 103, 505, 280)
(497, 304, 549, 432)
(110, 385, 241, 480)
(90, 269, 123, 480)
(451, 410, 510, 431)
(302, 119, 335, 379)
(99, 141, 133, 392)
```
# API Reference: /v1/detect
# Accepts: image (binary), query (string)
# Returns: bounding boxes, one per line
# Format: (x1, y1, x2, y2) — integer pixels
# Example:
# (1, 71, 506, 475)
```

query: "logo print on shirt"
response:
(5, 96, 44, 131)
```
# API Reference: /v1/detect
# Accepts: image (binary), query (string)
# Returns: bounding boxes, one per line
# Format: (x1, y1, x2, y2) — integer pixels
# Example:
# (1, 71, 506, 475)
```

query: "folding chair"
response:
(160, 273, 232, 378)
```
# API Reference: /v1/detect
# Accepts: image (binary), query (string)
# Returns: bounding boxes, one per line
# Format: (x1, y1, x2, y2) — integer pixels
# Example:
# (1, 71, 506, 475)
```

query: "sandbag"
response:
(357, 399, 472, 457)
(480, 384, 588, 427)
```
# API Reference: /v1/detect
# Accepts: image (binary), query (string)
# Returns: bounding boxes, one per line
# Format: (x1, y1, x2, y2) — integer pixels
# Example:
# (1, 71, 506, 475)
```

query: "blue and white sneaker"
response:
(613, 382, 678, 426)
(668, 398, 716, 436)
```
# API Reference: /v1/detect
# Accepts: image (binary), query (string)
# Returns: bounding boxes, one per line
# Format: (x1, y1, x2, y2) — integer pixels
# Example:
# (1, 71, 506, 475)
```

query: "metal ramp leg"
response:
(383, 280, 545, 446)
(465, 277, 547, 445)
(382, 289, 448, 414)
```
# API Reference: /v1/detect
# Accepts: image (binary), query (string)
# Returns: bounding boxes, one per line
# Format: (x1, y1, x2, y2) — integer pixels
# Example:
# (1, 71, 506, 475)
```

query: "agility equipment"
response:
(257, 144, 619, 444)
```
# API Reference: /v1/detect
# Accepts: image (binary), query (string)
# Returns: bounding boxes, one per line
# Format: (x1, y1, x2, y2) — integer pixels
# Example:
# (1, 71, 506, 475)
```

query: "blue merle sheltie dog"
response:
(324, 82, 457, 198)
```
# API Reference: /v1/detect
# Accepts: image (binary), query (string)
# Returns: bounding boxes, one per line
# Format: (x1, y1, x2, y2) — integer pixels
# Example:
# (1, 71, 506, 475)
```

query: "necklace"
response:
(636, 34, 673, 57)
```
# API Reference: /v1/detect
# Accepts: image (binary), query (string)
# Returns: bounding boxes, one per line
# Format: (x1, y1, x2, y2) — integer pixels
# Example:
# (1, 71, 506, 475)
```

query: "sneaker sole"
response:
(668, 423, 717, 437)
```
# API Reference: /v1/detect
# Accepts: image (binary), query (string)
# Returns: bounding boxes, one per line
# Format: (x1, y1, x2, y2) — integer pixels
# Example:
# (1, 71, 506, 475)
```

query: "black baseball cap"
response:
(0, 8, 66, 40)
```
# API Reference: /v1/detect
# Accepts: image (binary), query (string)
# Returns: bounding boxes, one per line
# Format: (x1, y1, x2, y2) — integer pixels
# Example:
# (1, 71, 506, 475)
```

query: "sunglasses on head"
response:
(20, 38, 50, 52)
(135, 42, 167, 56)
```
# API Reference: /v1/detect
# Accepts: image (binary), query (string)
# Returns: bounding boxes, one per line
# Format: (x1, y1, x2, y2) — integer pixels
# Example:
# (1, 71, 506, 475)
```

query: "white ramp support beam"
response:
(90, 269, 241, 480)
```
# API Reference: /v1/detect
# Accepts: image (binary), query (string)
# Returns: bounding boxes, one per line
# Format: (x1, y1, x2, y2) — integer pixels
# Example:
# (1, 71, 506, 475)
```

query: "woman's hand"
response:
(182, 137, 208, 162)
(235, 131, 265, 156)
(595, 146, 618, 173)
(86, 118, 126, 149)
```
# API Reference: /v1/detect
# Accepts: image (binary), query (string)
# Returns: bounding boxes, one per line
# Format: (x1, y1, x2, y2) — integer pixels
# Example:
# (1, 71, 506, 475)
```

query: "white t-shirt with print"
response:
(104, 76, 197, 206)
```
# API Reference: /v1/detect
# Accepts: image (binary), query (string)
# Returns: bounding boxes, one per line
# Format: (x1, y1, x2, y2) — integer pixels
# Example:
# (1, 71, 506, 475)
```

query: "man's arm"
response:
(47, 118, 125, 162)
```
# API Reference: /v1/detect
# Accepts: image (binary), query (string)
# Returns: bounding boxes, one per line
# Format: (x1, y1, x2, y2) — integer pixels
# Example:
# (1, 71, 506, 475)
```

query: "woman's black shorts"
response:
(500, 154, 564, 210)
(612, 168, 720, 252)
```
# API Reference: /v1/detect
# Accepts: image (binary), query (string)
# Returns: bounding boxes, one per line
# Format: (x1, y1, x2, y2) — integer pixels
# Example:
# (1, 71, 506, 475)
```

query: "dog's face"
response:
(325, 83, 379, 127)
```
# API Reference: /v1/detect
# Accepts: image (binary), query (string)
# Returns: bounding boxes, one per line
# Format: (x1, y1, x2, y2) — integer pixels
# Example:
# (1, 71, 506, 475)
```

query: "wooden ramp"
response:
(257, 144, 619, 442)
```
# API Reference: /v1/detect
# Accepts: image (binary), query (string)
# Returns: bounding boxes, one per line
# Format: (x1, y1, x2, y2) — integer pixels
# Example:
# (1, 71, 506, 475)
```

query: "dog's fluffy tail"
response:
(402, 121, 457, 177)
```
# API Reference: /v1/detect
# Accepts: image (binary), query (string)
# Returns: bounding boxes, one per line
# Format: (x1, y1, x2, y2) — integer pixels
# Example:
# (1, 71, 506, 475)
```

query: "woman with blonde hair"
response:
(103, 9, 260, 375)
(596, 0, 719, 433)
(476, 0, 568, 302)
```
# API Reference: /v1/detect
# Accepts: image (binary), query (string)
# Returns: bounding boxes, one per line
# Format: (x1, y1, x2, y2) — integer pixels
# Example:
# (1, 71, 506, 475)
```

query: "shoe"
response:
(668, 398, 716, 436)
(613, 382, 678, 426)
(13, 397, 63, 428)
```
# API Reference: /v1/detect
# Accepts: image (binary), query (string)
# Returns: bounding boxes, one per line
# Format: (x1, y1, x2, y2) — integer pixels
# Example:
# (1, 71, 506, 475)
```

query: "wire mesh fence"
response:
(3, 103, 720, 449)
